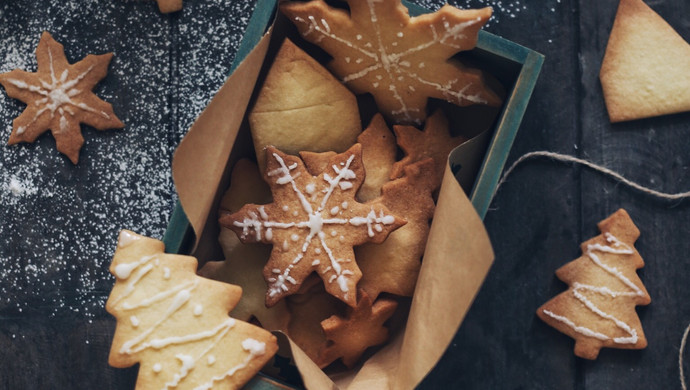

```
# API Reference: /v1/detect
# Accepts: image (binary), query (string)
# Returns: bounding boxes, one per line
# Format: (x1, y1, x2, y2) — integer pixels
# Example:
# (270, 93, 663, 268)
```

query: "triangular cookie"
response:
(249, 38, 361, 173)
(600, 0, 690, 122)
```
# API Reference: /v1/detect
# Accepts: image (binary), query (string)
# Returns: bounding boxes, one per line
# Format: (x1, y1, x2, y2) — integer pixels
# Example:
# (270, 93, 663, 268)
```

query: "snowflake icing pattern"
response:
(281, 0, 502, 125)
(0, 32, 123, 163)
(223, 145, 405, 307)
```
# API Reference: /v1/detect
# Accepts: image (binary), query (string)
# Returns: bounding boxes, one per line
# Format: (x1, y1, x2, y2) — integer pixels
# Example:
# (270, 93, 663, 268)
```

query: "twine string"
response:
(495, 151, 690, 201)
(682, 322, 690, 390)
(496, 151, 690, 389)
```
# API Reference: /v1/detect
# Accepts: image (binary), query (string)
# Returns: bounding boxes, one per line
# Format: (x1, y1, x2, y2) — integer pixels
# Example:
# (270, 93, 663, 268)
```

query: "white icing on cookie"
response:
(293, 1, 487, 124)
(542, 233, 646, 345)
(7, 46, 111, 136)
(232, 151, 397, 299)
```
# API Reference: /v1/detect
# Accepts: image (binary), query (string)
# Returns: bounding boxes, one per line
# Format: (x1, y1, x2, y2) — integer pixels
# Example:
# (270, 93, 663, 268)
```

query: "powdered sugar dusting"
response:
(0, 0, 252, 322)
(416, 0, 563, 28)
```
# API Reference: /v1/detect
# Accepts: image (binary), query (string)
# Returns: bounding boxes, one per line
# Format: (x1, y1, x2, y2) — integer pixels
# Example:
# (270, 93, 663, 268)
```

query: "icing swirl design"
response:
(282, 0, 499, 124)
(106, 232, 276, 389)
(223, 146, 404, 307)
(542, 233, 646, 345)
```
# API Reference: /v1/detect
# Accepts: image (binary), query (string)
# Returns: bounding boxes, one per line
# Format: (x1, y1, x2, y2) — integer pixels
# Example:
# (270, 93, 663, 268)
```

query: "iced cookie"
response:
(106, 230, 278, 389)
(537, 209, 651, 359)
(281, 0, 502, 125)
(219, 144, 406, 308)
(0, 32, 124, 164)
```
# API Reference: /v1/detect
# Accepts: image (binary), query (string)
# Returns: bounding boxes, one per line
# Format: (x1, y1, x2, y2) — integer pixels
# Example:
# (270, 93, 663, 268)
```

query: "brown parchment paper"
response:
(172, 17, 495, 390)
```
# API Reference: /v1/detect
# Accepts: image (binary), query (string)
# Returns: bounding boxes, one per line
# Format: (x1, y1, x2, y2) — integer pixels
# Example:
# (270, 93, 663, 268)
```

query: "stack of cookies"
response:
(200, 0, 503, 370)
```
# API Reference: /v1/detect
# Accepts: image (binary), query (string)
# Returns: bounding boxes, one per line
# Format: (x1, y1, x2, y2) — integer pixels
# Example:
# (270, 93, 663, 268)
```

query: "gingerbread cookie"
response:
(156, 0, 182, 13)
(537, 209, 651, 359)
(356, 158, 436, 300)
(285, 282, 346, 366)
(600, 0, 690, 122)
(390, 109, 466, 190)
(318, 291, 398, 368)
(249, 38, 361, 173)
(219, 144, 406, 308)
(281, 0, 502, 125)
(106, 230, 278, 389)
(0, 32, 124, 164)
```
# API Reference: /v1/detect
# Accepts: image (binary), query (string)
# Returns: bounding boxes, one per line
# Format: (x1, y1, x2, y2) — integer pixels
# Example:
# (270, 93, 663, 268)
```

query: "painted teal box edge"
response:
(162, 0, 544, 388)
(163, 0, 544, 254)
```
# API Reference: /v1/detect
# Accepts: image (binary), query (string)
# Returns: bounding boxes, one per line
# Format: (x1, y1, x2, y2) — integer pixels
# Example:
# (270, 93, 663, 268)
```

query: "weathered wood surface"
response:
(1, 0, 689, 389)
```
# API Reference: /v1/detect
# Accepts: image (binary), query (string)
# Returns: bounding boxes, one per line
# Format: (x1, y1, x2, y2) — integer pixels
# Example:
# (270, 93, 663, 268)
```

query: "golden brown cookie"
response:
(600, 0, 690, 122)
(0, 32, 124, 164)
(156, 0, 182, 13)
(356, 158, 436, 300)
(285, 283, 346, 366)
(281, 0, 502, 125)
(536, 209, 651, 359)
(356, 114, 397, 202)
(318, 291, 398, 368)
(199, 159, 290, 332)
(390, 109, 466, 190)
(249, 38, 361, 173)
(106, 230, 278, 389)
(219, 144, 406, 308)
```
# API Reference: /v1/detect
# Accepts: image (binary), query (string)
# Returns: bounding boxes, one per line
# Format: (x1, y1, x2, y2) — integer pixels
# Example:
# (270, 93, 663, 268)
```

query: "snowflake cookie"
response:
(281, 0, 502, 125)
(106, 230, 278, 390)
(0, 32, 124, 164)
(219, 144, 406, 308)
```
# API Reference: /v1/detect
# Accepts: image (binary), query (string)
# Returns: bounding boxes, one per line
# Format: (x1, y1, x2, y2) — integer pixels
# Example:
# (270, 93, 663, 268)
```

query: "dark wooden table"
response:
(1, 0, 688, 389)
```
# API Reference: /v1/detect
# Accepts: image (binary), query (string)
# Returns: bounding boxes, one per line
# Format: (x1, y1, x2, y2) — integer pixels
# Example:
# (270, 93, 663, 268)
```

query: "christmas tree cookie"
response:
(537, 209, 651, 359)
(106, 230, 278, 389)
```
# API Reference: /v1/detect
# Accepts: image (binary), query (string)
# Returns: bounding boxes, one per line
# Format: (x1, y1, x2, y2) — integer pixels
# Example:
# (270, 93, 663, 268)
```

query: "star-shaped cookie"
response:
(281, 0, 502, 124)
(0, 32, 123, 164)
(220, 144, 406, 308)
(318, 291, 398, 368)
(390, 109, 467, 189)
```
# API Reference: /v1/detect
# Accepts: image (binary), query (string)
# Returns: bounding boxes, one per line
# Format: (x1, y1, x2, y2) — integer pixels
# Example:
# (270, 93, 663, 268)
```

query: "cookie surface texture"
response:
(0, 31, 124, 164)
(390, 109, 466, 190)
(356, 113, 397, 202)
(281, 0, 501, 125)
(249, 38, 361, 173)
(106, 230, 278, 389)
(156, 0, 182, 13)
(536, 209, 651, 360)
(219, 144, 406, 308)
(600, 0, 690, 122)
(356, 158, 436, 300)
